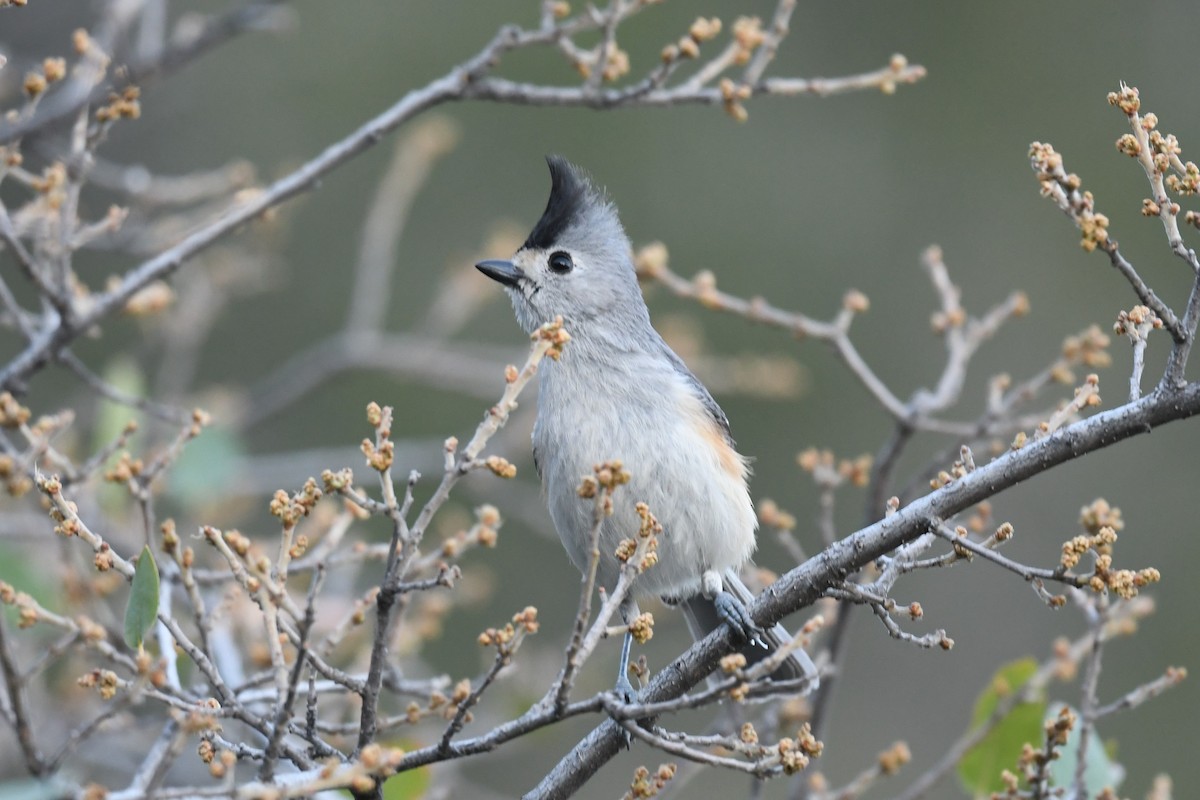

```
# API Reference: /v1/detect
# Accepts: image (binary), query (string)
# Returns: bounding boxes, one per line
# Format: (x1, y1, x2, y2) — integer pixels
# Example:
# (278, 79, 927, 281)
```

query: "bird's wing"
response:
(654, 334, 737, 449)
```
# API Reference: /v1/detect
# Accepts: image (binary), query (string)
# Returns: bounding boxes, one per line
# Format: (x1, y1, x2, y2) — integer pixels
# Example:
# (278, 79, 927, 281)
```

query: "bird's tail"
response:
(680, 569, 819, 692)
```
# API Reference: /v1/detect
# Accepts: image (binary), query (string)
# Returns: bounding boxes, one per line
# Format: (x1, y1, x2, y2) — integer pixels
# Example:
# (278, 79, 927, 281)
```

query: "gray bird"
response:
(476, 156, 818, 696)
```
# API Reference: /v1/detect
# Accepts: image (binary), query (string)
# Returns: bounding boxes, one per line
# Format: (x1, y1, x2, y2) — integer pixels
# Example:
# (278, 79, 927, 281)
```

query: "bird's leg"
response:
(613, 595, 639, 703)
(704, 569, 766, 647)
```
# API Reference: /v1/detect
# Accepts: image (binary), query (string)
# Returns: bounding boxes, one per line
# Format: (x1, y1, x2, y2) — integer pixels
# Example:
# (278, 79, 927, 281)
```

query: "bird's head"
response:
(476, 156, 644, 334)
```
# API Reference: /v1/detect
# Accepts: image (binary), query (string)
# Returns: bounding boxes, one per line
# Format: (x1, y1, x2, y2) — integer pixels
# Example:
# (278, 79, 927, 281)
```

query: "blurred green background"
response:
(2, 1, 1198, 798)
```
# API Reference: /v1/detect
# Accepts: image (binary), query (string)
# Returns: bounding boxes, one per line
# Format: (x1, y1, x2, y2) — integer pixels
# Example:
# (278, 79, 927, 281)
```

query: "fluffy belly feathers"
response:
(536, 372, 757, 600)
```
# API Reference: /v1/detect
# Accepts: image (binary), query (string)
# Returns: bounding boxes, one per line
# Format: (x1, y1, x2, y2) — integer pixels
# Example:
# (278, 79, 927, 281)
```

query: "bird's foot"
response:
(713, 590, 766, 648)
(613, 672, 638, 705)
(611, 674, 640, 748)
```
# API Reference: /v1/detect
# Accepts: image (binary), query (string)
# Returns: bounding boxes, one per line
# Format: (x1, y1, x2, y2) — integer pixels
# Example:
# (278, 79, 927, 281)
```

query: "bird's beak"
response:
(475, 259, 524, 288)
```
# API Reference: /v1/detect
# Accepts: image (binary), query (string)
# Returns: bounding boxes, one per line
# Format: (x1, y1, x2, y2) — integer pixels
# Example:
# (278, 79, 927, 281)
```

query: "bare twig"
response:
(0, 613, 46, 776)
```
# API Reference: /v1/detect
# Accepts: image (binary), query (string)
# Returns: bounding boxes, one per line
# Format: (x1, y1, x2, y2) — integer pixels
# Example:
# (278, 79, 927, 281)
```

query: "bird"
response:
(475, 156, 818, 697)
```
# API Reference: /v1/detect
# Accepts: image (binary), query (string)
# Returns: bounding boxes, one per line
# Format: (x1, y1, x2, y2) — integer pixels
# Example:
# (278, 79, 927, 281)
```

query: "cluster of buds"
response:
(103, 452, 145, 485)
(1165, 161, 1198, 197)
(1080, 497, 1123, 535)
(214, 527, 252, 557)
(0, 582, 38, 629)
(578, 459, 631, 507)
(41, 476, 86, 540)
(1109, 85, 1193, 190)
(1030, 141, 1112, 252)
(798, 447, 872, 489)
(77, 668, 121, 700)
(269, 477, 322, 528)
(400, 679, 471, 726)
(615, 501, 660, 573)
(1088, 553, 1160, 599)
(628, 611, 654, 644)
(95, 86, 140, 122)
(1050, 325, 1112, 385)
(22, 56, 66, 98)
(877, 740, 912, 776)
(0, 453, 31, 497)
(1007, 706, 1076, 794)
(0, 392, 31, 428)
(929, 447, 978, 490)
(360, 434, 394, 472)
(440, 504, 502, 557)
(1107, 84, 1140, 116)
(477, 606, 540, 656)
(719, 77, 752, 122)
(663, 16, 721, 62)
(121, 278, 173, 317)
(633, 241, 669, 280)
(206, 747, 238, 779)
(775, 724, 824, 774)
(1061, 526, 1118, 570)
(484, 454, 517, 478)
(731, 17, 765, 62)
(600, 46, 630, 83)
(1036, 373, 1101, 439)
(1113, 305, 1163, 343)
(1059, 499, 1160, 599)
(757, 498, 797, 530)
(352, 742, 408, 788)
(320, 467, 354, 492)
(622, 762, 677, 800)
(533, 316, 571, 360)
(719, 652, 747, 675)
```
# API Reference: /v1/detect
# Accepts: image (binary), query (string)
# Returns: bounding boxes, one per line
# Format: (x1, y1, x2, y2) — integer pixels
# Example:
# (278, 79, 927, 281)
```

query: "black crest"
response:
(522, 155, 590, 251)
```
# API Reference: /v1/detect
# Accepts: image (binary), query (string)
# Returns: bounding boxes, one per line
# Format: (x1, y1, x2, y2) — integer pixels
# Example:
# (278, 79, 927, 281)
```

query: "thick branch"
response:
(529, 381, 1200, 798)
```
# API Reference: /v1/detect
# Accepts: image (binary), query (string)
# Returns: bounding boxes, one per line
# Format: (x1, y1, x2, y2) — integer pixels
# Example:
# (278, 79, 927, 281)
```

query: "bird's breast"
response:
(533, 356, 757, 597)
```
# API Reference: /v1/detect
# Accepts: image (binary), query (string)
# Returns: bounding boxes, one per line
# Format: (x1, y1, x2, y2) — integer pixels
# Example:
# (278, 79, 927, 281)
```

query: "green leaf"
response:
(124, 545, 160, 649)
(0, 541, 60, 617)
(380, 766, 430, 800)
(168, 425, 244, 509)
(336, 772, 429, 799)
(336, 741, 430, 800)
(957, 658, 1046, 797)
(1045, 703, 1124, 794)
(93, 358, 146, 517)
(92, 357, 146, 452)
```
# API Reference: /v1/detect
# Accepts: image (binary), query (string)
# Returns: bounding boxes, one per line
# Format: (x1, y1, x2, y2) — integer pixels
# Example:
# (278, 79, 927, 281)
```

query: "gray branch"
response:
(528, 380, 1200, 799)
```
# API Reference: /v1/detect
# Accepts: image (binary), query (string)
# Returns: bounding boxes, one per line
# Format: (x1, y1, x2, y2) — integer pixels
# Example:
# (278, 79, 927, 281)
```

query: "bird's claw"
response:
(713, 590, 766, 648)
(612, 674, 639, 748)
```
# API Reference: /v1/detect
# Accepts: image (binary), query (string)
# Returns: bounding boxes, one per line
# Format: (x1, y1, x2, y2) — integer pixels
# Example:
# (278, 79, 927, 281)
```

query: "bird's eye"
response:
(548, 251, 574, 275)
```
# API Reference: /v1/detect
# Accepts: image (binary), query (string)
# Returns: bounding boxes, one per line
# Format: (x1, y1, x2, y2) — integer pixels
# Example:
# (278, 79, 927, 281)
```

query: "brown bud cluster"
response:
(719, 78, 752, 123)
(484, 455, 517, 479)
(633, 242, 669, 279)
(877, 740, 911, 775)
(1114, 305, 1163, 341)
(629, 612, 654, 644)
(0, 393, 31, 428)
(623, 762, 677, 800)
(321, 467, 353, 492)
(1107, 84, 1140, 115)
(269, 477, 322, 527)
(777, 723, 823, 774)
(757, 498, 796, 530)
(534, 316, 571, 360)
(797, 448, 871, 488)
(95, 86, 141, 122)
